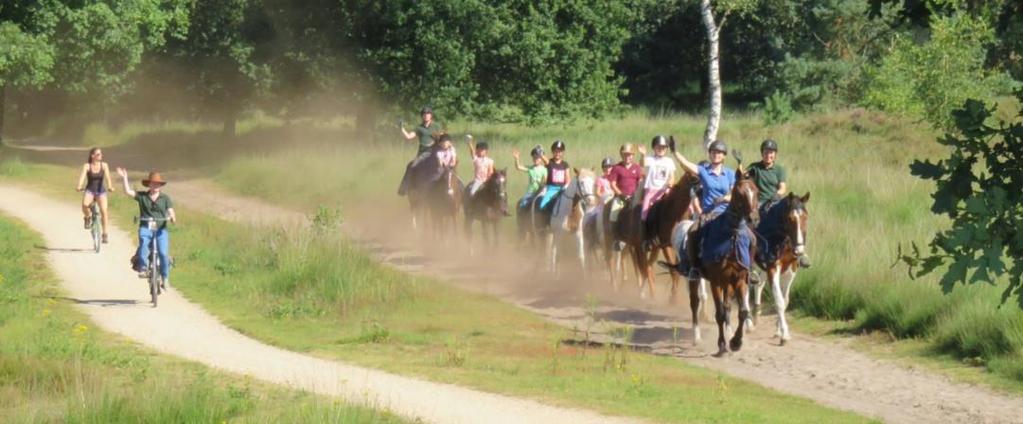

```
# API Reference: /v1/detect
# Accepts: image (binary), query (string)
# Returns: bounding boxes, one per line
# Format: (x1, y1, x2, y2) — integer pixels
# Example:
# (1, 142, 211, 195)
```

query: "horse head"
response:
(730, 171, 760, 224)
(489, 168, 509, 214)
(784, 192, 810, 257)
(572, 168, 599, 212)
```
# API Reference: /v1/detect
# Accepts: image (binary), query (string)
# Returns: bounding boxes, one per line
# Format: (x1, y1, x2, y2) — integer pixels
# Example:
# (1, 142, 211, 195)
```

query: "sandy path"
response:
(0, 184, 638, 424)
(165, 179, 1023, 424)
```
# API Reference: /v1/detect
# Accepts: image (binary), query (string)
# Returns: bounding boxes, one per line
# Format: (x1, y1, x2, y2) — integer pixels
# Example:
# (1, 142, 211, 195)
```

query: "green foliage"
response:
(762, 90, 794, 125)
(900, 92, 1023, 307)
(863, 13, 1016, 130)
(345, 0, 646, 122)
(0, 21, 53, 88)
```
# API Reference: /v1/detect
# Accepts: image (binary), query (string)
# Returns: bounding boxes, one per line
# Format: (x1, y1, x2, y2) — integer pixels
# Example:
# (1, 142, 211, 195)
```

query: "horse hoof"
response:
(693, 328, 701, 342)
(729, 338, 743, 352)
(779, 338, 787, 346)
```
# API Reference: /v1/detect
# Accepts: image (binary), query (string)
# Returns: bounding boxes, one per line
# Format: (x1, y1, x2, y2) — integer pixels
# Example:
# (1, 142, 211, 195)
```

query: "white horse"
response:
(546, 169, 598, 277)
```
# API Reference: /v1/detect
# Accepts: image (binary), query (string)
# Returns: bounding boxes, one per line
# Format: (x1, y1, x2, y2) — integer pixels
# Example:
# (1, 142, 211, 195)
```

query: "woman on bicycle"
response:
(116, 168, 177, 289)
(75, 147, 115, 243)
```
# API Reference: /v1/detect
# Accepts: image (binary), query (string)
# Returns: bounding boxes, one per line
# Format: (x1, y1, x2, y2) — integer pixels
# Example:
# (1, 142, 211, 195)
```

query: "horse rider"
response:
(607, 143, 643, 249)
(512, 145, 548, 209)
(536, 140, 571, 211)
(670, 140, 736, 277)
(748, 139, 811, 268)
(398, 106, 444, 195)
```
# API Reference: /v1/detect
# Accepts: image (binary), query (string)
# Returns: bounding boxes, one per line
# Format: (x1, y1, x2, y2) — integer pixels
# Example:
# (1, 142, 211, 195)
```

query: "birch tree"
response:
(698, 0, 758, 148)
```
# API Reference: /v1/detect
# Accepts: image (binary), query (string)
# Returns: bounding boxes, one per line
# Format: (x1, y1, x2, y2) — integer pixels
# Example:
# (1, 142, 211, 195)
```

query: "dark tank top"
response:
(86, 164, 105, 192)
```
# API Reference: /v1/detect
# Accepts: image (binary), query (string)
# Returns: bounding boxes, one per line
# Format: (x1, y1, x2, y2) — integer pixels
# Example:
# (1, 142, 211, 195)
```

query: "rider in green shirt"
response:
(398, 107, 444, 195)
(512, 145, 548, 208)
(747, 139, 787, 208)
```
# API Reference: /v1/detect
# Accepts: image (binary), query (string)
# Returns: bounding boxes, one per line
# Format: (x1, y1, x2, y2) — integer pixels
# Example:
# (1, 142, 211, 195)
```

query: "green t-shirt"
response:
(415, 121, 443, 153)
(748, 161, 786, 205)
(526, 165, 548, 195)
(135, 192, 173, 221)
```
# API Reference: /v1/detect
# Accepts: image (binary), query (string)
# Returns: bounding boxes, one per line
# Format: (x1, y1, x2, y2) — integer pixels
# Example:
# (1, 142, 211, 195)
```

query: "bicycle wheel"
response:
(149, 248, 159, 307)
(91, 205, 101, 253)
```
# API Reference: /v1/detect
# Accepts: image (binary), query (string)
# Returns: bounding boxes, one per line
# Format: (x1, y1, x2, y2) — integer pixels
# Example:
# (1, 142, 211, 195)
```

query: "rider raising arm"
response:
(116, 168, 177, 225)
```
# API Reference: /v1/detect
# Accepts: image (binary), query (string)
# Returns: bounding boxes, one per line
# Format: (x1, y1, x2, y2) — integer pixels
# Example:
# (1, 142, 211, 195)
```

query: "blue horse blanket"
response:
(755, 200, 787, 268)
(699, 213, 755, 270)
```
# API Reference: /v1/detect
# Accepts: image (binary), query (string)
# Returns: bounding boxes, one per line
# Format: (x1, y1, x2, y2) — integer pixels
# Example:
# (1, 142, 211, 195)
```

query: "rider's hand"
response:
(637, 146, 647, 156)
(116, 167, 128, 178)
(512, 149, 520, 159)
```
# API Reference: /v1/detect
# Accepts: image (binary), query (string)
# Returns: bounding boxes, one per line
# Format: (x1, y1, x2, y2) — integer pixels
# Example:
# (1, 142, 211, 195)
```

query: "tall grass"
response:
(211, 108, 1023, 382)
(0, 214, 403, 423)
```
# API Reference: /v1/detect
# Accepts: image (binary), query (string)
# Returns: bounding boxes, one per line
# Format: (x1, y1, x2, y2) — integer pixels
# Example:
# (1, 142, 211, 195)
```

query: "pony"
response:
(464, 169, 510, 254)
(750, 192, 810, 345)
(687, 172, 759, 355)
(521, 169, 597, 276)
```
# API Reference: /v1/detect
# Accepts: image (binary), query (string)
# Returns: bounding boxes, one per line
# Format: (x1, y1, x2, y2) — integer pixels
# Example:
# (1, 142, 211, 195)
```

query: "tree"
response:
(0, 22, 54, 142)
(698, 0, 757, 147)
(899, 92, 1023, 308)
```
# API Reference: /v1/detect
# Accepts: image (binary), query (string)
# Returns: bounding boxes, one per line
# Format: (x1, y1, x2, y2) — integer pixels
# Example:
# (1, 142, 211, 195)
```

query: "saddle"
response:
(695, 211, 755, 270)
(754, 200, 787, 269)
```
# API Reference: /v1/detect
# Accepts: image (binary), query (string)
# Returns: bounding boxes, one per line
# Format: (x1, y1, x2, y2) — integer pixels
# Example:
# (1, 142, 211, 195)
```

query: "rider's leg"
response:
(156, 228, 171, 284)
(97, 193, 110, 240)
(137, 227, 153, 274)
(81, 191, 95, 228)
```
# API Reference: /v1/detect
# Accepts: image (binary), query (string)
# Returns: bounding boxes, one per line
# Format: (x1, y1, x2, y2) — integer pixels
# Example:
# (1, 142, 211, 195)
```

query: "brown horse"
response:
(688, 173, 759, 355)
(428, 168, 463, 239)
(603, 175, 698, 299)
(750, 192, 810, 345)
(643, 174, 699, 301)
(464, 170, 509, 254)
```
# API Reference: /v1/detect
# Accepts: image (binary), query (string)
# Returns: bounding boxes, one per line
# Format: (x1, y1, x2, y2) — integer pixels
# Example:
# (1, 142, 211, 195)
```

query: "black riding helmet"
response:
(651, 135, 668, 148)
(551, 140, 566, 152)
(420, 106, 433, 115)
(760, 139, 778, 152)
(601, 157, 614, 169)
(476, 141, 489, 151)
(708, 140, 728, 154)
(530, 144, 544, 158)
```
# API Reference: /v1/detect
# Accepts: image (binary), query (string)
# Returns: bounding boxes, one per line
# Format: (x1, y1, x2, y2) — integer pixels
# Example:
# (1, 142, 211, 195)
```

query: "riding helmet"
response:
(551, 140, 566, 152)
(420, 106, 433, 115)
(601, 157, 614, 169)
(651, 135, 668, 148)
(708, 140, 728, 154)
(476, 141, 489, 151)
(760, 139, 778, 152)
(530, 144, 544, 158)
(619, 143, 635, 155)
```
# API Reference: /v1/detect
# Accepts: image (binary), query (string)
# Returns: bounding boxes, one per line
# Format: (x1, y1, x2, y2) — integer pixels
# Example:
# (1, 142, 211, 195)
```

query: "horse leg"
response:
(722, 283, 733, 342)
(689, 276, 702, 342)
(663, 246, 681, 305)
(752, 271, 766, 327)
(644, 247, 659, 300)
(698, 278, 709, 321)
(576, 230, 586, 276)
(711, 284, 727, 356)
(547, 232, 558, 276)
(733, 280, 750, 351)
(770, 264, 789, 343)
(778, 267, 797, 344)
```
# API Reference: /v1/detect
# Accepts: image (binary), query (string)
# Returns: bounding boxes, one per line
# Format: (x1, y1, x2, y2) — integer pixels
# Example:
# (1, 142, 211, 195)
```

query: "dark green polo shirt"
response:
(135, 192, 173, 221)
(748, 161, 786, 206)
(415, 121, 443, 154)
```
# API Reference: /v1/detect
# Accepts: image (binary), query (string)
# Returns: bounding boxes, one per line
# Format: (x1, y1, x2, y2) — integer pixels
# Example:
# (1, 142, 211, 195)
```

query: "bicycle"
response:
(136, 216, 170, 307)
(88, 202, 101, 253)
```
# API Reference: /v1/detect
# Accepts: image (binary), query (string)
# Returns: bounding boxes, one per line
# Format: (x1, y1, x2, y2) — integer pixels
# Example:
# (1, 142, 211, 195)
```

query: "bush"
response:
(763, 90, 795, 125)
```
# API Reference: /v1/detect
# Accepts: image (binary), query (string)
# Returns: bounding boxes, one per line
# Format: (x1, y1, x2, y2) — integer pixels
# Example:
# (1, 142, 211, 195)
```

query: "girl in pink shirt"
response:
(467, 139, 494, 197)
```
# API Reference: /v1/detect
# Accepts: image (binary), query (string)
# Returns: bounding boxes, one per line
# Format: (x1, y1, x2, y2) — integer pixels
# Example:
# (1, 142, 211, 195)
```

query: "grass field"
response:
(200, 108, 1023, 385)
(0, 211, 403, 423)
(0, 155, 869, 423)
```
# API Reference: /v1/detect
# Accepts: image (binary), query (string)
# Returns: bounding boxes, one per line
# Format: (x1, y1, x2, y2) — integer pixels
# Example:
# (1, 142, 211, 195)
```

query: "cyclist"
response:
(116, 168, 177, 289)
(75, 147, 115, 243)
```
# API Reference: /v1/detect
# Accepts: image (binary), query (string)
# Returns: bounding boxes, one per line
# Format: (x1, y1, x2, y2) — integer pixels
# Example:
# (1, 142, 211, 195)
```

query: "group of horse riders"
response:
(395, 106, 810, 273)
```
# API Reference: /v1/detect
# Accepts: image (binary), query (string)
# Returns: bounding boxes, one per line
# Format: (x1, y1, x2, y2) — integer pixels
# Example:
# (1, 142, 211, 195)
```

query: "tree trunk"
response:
(222, 110, 237, 138)
(700, 0, 722, 149)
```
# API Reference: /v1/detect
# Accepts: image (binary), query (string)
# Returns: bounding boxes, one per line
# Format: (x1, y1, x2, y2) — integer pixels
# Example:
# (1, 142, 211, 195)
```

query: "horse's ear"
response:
(573, 167, 580, 175)
(800, 192, 810, 204)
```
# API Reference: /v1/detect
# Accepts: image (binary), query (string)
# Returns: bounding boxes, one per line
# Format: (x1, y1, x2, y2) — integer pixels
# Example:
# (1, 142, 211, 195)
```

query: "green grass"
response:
(202, 108, 1023, 384)
(0, 212, 404, 423)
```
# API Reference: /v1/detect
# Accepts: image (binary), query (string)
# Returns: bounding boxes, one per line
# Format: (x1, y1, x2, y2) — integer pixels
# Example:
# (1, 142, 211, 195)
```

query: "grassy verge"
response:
(0, 212, 403, 423)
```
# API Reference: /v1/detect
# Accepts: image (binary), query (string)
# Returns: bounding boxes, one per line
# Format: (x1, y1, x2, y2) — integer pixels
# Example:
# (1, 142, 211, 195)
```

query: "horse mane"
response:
(576, 168, 595, 180)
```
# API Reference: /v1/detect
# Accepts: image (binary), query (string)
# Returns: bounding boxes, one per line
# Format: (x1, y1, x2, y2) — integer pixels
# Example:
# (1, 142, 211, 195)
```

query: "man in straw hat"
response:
(117, 168, 177, 289)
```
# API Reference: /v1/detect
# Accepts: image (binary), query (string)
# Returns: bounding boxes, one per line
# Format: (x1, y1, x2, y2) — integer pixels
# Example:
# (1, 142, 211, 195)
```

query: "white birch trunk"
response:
(700, 0, 722, 149)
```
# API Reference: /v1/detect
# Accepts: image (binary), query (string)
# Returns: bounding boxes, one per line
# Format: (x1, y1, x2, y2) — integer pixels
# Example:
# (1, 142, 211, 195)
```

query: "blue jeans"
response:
(138, 226, 170, 280)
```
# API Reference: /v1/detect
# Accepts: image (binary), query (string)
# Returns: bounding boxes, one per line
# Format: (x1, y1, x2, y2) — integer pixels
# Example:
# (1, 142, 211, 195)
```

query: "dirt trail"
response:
(0, 184, 639, 424)
(168, 179, 1023, 424)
